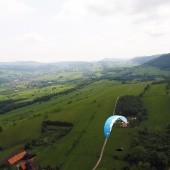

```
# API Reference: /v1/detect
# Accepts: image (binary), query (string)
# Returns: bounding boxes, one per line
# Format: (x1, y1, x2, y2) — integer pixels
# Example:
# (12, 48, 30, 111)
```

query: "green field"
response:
(0, 83, 74, 101)
(141, 84, 170, 130)
(0, 80, 169, 170)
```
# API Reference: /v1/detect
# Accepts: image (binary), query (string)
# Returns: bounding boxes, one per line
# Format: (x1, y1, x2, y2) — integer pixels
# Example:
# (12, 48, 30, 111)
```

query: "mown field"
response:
(0, 80, 169, 170)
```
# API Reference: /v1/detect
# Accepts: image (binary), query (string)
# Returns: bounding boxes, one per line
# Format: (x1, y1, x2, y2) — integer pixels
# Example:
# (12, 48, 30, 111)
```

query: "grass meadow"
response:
(0, 80, 169, 169)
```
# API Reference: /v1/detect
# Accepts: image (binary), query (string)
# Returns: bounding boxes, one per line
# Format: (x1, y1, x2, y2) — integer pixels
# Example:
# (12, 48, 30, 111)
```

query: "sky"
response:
(0, 0, 170, 62)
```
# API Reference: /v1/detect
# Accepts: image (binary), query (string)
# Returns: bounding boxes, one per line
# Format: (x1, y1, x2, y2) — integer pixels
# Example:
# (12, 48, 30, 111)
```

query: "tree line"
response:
(41, 120, 73, 133)
(115, 95, 147, 126)
(0, 78, 98, 115)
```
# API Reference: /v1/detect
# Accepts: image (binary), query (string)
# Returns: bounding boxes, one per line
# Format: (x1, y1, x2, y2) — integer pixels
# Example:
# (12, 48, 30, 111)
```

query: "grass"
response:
(0, 84, 74, 102)
(0, 80, 169, 170)
(141, 83, 170, 130)
(98, 83, 170, 170)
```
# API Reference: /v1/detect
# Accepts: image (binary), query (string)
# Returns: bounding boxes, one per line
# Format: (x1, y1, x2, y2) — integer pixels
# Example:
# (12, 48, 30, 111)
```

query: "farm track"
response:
(92, 96, 120, 170)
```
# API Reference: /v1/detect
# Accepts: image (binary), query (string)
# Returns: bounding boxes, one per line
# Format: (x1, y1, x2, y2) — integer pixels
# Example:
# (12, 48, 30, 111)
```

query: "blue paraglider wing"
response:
(104, 115, 128, 138)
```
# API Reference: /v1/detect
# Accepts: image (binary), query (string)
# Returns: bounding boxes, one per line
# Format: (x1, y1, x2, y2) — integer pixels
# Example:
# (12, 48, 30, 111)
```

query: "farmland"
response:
(0, 80, 147, 168)
(0, 59, 170, 170)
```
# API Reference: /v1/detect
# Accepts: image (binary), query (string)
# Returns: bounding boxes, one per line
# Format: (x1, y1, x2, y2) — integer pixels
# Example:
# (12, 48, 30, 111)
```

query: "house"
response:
(2, 150, 37, 170)
(8, 151, 27, 165)
(19, 159, 38, 170)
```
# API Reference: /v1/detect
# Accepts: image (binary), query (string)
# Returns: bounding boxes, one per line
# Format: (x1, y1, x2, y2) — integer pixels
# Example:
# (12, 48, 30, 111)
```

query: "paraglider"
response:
(104, 115, 128, 138)
(92, 115, 128, 170)
(92, 97, 128, 170)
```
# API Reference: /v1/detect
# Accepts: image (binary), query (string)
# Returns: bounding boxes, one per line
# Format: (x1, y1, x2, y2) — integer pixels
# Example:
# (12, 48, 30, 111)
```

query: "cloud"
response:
(129, 1, 170, 37)
(0, 0, 170, 62)
(144, 21, 170, 38)
(0, 0, 37, 16)
(85, 0, 120, 16)
(54, 0, 170, 33)
(84, 0, 170, 16)
(17, 33, 44, 44)
(131, 0, 170, 13)
(83, 0, 170, 26)
(54, 0, 87, 22)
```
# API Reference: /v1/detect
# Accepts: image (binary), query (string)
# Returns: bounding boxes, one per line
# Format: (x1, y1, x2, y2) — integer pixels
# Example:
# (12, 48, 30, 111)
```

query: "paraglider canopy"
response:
(104, 115, 128, 138)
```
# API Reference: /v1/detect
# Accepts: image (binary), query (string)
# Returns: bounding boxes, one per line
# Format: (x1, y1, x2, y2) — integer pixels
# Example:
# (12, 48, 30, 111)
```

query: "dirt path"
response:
(92, 96, 120, 170)
(113, 96, 119, 114)
(92, 138, 108, 170)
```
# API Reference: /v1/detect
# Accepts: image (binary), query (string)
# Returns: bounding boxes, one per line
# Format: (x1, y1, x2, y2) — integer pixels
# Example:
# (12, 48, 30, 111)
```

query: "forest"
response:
(123, 125, 170, 170)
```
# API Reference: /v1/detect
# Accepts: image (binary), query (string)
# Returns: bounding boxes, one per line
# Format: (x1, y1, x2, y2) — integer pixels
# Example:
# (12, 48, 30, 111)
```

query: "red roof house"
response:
(8, 151, 27, 165)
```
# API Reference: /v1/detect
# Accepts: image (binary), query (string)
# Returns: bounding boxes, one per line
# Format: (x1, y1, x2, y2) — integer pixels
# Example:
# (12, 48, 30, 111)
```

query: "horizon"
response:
(0, 54, 162, 64)
(0, 57, 131, 63)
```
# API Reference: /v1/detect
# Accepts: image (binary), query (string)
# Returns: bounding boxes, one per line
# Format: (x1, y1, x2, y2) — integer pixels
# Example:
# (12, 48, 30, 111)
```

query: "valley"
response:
(0, 54, 170, 170)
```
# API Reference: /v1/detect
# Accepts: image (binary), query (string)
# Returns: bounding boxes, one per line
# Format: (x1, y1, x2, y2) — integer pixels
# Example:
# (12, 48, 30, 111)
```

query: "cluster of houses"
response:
(1, 150, 38, 170)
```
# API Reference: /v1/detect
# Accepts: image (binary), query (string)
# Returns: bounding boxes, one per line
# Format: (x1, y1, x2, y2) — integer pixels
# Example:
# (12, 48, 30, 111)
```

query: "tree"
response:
(24, 142, 31, 150)
(127, 146, 148, 163)
(0, 126, 3, 132)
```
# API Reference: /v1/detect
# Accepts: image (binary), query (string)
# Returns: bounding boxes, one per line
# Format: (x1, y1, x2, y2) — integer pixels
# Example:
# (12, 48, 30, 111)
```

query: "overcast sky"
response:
(0, 0, 170, 62)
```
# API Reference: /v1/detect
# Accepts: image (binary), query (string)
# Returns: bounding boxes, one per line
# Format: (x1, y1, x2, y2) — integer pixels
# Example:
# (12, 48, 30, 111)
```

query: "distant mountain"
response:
(0, 61, 90, 72)
(101, 58, 130, 66)
(130, 54, 161, 65)
(143, 53, 170, 70)
(0, 61, 44, 66)
(0, 61, 48, 72)
(102, 58, 130, 62)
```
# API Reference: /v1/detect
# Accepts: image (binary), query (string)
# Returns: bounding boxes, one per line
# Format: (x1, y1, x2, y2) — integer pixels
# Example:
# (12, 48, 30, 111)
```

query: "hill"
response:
(0, 61, 90, 72)
(114, 54, 170, 81)
(143, 53, 170, 70)
(130, 54, 161, 65)
(0, 54, 170, 169)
